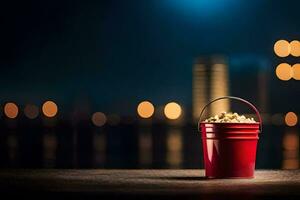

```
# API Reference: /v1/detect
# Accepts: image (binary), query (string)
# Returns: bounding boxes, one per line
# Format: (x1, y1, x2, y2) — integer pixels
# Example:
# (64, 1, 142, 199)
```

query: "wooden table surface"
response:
(0, 169, 299, 199)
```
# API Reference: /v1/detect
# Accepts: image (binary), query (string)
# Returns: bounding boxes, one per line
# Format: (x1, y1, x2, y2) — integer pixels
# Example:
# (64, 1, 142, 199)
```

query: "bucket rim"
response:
(199, 122, 261, 133)
(199, 122, 260, 125)
(201, 137, 259, 140)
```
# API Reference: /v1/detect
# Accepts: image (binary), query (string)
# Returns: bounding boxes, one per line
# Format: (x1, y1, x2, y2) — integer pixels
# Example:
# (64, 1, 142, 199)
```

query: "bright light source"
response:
(42, 101, 58, 118)
(285, 112, 298, 127)
(92, 112, 107, 127)
(137, 101, 155, 118)
(290, 40, 300, 57)
(4, 102, 18, 119)
(274, 40, 290, 57)
(164, 102, 182, 120)
(292, 63, 300, 80)
(24, 104, 39, 119)
(276, 63, 292, 81)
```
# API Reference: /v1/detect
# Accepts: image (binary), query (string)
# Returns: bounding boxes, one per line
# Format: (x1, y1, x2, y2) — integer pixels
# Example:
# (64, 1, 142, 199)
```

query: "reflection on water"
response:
(139, 129, 152, 167)
(7, 134, 18, 164)
(166, 128, 182, 168)
(93, 131, 106, 166)
(43, 133, 57, 168)
(282, 129, 299, 169)
(0, 122, 299, 169)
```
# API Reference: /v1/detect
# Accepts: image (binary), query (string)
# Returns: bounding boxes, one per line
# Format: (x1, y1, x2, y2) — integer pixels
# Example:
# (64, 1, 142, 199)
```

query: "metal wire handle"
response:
(198, 96, 262, 133)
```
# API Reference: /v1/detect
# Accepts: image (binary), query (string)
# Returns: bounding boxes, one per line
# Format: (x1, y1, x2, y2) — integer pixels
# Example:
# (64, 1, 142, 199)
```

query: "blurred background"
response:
(0, 0, 299, 169)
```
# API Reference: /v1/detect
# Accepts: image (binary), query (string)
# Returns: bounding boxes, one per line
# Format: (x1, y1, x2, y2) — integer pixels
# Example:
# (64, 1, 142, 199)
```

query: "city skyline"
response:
(2, 0, 300, 115)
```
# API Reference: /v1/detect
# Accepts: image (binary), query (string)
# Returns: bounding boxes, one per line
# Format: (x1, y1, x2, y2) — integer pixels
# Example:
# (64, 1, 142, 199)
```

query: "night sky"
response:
(1, 0, 300, 115)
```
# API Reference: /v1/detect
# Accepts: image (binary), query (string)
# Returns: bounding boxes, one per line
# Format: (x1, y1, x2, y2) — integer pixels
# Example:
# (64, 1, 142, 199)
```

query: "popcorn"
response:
(204, 111, 256, 123)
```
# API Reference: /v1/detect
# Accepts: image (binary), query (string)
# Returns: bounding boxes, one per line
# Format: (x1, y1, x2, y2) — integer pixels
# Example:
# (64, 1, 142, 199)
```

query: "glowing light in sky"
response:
(290, 40, 300, 57)
(42, 101, 58, 118)
(285, 112, 298, 127)
(274, 40, 290, 57)
(92, 112, 107, 127)
(137, 101, 155, 118)
(276, 63, 292, 81)
(164, 102, 182, 120)
(4, 102, 18, 119)
(292, 63, 300, 80)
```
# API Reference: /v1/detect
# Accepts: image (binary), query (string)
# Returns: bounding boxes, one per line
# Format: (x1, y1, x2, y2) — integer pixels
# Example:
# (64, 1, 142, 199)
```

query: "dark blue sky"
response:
(1, 0, 300, 115)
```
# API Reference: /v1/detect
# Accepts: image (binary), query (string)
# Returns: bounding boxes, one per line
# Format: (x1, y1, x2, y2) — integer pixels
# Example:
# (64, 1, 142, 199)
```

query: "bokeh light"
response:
(137, 101, 155, 118)
(24, 104, 39, 119)
(276, 63, 292, 81)
(292, 63, 300, 80)
(274, 40, 290, 57)
(285, 112, 298, 127)
(290, 40, 300, 57)
(4, 102, 19, 119)
(164, 102, 182, 120)
(91, 112, 107, 127)
(42, 101, 58, 118)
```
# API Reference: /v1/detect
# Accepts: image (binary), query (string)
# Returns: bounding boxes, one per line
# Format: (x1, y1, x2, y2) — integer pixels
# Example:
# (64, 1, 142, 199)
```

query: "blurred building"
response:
(192, 56, 230, 122)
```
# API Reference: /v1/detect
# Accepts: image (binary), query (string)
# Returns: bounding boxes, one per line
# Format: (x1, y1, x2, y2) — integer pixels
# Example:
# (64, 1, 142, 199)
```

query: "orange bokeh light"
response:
(290, 40, 300, 57)
(42, 101, 58, 118)
(91, 112, 107, 127)
(4, 102, 19, 119)
(137, 101, 155, 118)
(274, 40, 290, 57)
(285, 112, 298, 127)
(276, 63, 292, 81)
(292, 63, 300, 80)
(164, 102, 182, 120)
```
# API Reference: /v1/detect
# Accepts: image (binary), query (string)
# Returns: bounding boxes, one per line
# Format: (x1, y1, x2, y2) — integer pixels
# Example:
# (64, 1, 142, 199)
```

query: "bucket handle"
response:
(198, 96, 262, 133)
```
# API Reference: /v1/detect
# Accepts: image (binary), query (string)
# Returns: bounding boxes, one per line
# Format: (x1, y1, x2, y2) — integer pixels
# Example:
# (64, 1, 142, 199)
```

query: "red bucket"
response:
(198, 96, 262, 179)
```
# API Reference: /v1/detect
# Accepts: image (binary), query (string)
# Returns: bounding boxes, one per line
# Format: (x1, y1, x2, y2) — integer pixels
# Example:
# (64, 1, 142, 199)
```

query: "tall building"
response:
(192, 56, 230, 122)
